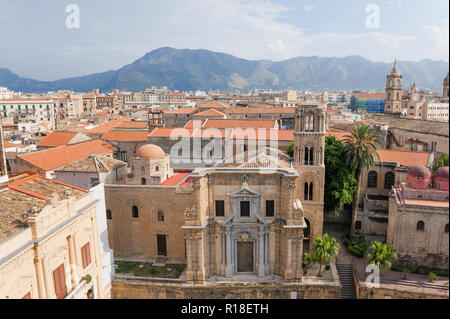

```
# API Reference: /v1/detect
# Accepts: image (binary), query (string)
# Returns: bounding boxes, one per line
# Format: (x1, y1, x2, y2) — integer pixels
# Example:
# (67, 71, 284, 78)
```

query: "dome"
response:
(406, 165, 431, 190)
(135, 144, 166, 159)
(433, 166, 449, 191)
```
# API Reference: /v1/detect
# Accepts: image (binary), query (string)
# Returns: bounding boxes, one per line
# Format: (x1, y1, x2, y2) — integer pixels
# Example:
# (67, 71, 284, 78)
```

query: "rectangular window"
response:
(266, 200, 274, 217)
(215, 200, 225, 217)
(157, 235, 167, 256)
(90, 177, 99, 187)
(52, 264, 67, 299)
(81, 242, 92, 269)
(240, 201, 250, 217)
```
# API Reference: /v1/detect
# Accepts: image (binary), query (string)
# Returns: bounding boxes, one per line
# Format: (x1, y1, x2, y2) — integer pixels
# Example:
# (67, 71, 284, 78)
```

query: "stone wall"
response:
(112, 280, 341, 299)
(356, 285, 448, 299)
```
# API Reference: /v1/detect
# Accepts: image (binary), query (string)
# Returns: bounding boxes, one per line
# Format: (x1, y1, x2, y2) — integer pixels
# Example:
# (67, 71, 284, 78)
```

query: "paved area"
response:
(323, 223, 353, 264)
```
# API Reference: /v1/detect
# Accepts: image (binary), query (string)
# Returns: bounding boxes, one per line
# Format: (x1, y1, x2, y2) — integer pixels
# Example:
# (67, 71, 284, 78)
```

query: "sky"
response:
(0, 0, 448, 81)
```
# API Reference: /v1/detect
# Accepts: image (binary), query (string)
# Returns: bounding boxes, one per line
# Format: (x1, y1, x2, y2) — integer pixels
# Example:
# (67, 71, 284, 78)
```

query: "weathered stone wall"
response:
(356, 285, 448, 299)
(112, 280, 341, 299)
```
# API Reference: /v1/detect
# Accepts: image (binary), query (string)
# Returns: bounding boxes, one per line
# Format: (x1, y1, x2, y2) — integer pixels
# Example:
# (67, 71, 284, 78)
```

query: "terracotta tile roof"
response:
(184, 120, 207, 129)
(37, 131, 78, 147)
(114, 121, 149, 129)
(354, 93, 385, 99)
(193, 109, 226, 118)
(228, 107, 295, 114)
(164, 108, 198, 115)
(326, 131, 350, 142)
(198, 101, 228, 110)
(18, 140, 117, 171)
(102, 130, 149, 142)
(150, 127, 292, 141)
(201, 119, 277, 129)
(0, 174, 87, 241)
(85, 118, 129, 134)
(160, 172, 191, 187)
(3, 140, 14, 148)
(149, 127, 195, 138)
(55, 154, 126, 173)
(230, 129, 293, 141)
(376, 149, 430, 167)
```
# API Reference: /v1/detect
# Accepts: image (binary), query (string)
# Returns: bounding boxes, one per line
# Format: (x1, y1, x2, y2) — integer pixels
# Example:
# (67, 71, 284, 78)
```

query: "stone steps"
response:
(337, 264, 357, 299)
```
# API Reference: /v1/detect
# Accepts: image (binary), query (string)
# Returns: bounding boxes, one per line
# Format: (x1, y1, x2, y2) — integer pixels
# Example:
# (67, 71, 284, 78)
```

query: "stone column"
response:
(184, 232, 194, 283)
(34, 256, 47, 299)
(225, 229, 233, 277)
(257, 229, 265, 277)
(67, 235, 78, 286)
(194, 232, 205, 283)
(42, 257, 54, 299)
(284, 231, 293, 280)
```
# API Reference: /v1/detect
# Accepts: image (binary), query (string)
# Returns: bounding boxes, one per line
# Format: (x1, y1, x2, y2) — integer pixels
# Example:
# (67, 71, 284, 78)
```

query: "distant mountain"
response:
(0, 47, 448, 92)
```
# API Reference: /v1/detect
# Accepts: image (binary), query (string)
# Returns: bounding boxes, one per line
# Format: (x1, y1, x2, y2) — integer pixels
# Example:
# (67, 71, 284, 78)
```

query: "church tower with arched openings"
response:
(293, 104, 325, 250)
(385, 59, 403, 115)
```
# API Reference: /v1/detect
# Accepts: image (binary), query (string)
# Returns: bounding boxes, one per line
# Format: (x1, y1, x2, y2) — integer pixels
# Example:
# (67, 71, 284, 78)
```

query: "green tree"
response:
(286, 141, 294, 157)
(324, 136, 357, 215)
(343, 124, 381, 237)
(310, 233, 340, 276)
(365, 241, 397, 271)
(432, 153, 449, 172)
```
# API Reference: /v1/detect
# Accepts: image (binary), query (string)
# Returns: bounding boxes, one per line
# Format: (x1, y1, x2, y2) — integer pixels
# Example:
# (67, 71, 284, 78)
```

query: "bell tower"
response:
(444, 72, 449, 100)
(385, 59, 403, 115)
(293, 104, 325, 246)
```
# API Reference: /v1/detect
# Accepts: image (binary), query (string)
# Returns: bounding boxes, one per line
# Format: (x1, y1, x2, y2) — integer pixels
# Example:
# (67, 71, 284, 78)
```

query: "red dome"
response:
(406, 165, 431, 190)
(135, 144, 165, 159)
(433, 166, 449, 191)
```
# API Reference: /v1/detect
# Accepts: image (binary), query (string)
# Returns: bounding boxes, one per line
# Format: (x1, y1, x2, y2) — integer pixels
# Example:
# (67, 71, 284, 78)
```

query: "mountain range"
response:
(0, 47, 448, 93)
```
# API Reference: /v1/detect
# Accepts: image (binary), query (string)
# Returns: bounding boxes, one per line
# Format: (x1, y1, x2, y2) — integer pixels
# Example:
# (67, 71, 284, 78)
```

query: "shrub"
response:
(429, 272, 437, 282)
(325, 264, 331, 271)
(344, 235, 367, 257)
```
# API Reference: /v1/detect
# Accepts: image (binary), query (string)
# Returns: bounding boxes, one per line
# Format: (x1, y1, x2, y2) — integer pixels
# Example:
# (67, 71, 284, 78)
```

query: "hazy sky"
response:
(1, 0, 448, 81)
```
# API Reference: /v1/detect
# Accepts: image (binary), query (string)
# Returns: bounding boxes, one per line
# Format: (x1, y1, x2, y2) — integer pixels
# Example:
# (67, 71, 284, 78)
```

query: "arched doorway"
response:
(303, 218, 311, 252)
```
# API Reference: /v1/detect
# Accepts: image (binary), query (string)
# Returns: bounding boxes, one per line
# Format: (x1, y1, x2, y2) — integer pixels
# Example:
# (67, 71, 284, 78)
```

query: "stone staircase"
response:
(337, 264, 357, 299)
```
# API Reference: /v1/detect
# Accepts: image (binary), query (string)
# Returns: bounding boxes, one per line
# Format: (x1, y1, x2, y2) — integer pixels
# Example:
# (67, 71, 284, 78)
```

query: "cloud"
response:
(0, 0, 448, 80)
(387, 0, 402, 8)
(304, 5, 317, 12)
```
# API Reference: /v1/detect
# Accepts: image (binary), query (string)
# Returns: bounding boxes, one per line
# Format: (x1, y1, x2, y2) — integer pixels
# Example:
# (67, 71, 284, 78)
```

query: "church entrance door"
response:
(237, 242, 254, 273)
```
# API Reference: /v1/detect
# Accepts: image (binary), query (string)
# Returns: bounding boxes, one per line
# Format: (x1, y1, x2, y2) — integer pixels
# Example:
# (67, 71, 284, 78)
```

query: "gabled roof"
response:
(228, 107, 295, 114)
(36, 131, 78, 147)
(353, 93, 385, 99)
(55, 154, 126, 173)
(326, 131, 350, 142)
(85, 118, 130, 135)
(193, 109, 226, 118)
(102, 130, 149, 142)
(3, 140, 14, 148)
(164, 108, 198, 115)
(198, 101, 228, 110)
(114, 121, 149, 129)
(376, 149, 431, 167)
(201, 119, 277, 129)
(18, 140, 117, 171)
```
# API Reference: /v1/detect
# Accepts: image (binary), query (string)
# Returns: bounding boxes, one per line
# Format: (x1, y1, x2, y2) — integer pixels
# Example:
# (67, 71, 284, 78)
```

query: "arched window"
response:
(384, 172, 395, 189)
(309, 182, 314, 201)
(367, 171, 378, 188)
(416, 221, 425, 232)
(106, 209, 112, 220)
(309, 147, 314, 165)
(396, 79, 401, 88)
(141, 178, 147, 185)
(155, 166, 160, 172)
(445, 224, 449, 234)
(158, 211, 165, 222)
(304, 182, 309, 201)
(304, 148, 309, 165)
(132, 205, 139, 218)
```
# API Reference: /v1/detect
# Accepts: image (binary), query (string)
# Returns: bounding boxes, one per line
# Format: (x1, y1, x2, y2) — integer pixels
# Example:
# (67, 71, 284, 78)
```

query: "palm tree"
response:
(311, 233, 340, 276)
(365, 241, 397, 271)
(343, 124, 381, 237)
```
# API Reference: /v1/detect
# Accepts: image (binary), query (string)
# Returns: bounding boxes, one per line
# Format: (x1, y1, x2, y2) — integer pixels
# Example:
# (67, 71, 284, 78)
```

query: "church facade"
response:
(104, 104, 326, 284)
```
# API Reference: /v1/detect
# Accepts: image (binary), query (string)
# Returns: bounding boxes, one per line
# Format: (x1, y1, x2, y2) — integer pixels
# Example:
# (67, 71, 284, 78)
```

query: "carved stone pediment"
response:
(184, 207, 197, 221)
